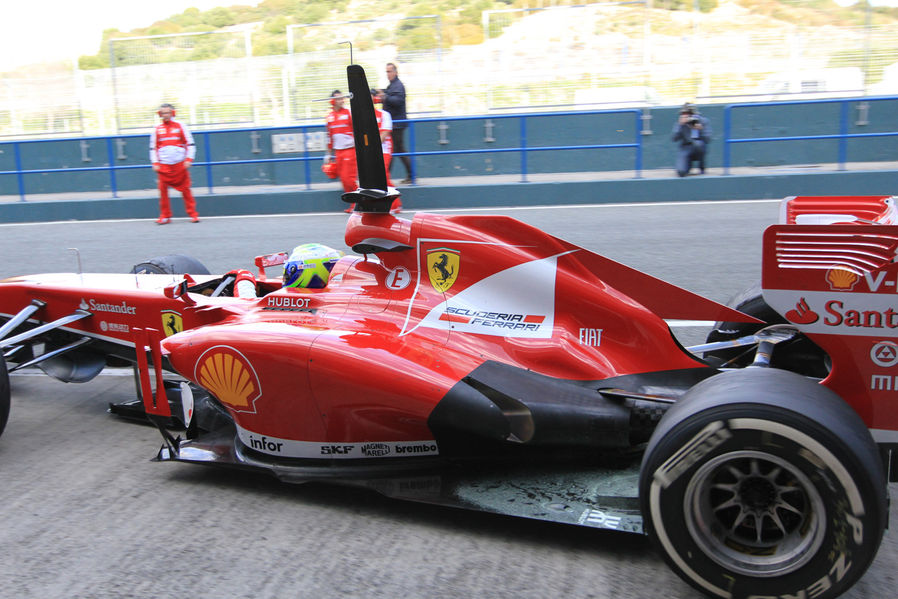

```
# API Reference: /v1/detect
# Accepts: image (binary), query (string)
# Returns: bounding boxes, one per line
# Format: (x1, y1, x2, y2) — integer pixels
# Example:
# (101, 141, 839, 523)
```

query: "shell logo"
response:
(826, 267, 859, 291)
(194, 346, 262, 413)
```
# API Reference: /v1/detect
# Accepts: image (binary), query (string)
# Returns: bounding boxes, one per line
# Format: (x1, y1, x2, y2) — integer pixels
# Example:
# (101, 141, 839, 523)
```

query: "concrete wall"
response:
(3, 97, 896, 197)
(2, 166, 895, 224)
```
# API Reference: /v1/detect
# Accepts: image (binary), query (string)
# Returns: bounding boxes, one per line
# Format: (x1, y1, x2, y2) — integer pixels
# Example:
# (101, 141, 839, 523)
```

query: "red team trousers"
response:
(334, 147, 358, 193)
(157, 162, 198, 219)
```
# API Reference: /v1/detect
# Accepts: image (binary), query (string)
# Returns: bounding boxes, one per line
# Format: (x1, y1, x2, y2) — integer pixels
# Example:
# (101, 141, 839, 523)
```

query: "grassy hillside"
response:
(76, 0, 898, 69)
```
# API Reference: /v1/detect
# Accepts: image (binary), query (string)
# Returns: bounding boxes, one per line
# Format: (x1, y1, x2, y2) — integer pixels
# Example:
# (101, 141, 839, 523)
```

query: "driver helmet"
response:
(282, 243, 344, 288)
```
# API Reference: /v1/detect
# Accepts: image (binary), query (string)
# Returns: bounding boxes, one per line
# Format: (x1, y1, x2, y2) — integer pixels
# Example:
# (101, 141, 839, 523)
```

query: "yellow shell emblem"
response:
(195, 346, 261, 413)
(826, 267, 859, 291)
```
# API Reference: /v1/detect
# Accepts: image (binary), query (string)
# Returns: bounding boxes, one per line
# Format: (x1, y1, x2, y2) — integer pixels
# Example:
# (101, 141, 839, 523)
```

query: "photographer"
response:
(671, 103, 711, 177)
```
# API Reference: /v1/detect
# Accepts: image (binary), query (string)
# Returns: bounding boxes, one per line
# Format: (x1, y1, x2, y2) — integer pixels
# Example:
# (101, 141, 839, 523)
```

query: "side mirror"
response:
(254, 251, 289, 279)
(163, 278, 197, 305)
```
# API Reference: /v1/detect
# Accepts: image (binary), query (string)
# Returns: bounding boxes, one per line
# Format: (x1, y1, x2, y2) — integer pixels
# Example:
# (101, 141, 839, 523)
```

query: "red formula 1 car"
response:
(0, 66, 894, 599)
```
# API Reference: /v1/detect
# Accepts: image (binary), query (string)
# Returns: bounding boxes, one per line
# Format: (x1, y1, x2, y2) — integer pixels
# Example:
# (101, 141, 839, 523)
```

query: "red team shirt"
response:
(325, 107, 354, 151)
(149, 120, 196, 165)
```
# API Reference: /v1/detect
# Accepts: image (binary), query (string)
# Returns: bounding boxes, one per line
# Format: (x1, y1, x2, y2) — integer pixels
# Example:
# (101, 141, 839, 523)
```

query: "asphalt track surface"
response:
(1, 201, 895, 599)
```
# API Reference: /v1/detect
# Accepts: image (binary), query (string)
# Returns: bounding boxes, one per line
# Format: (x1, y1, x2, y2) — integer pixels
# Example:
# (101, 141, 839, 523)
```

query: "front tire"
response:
(130, 254, 209, 275)
(639, 368, 887, 599)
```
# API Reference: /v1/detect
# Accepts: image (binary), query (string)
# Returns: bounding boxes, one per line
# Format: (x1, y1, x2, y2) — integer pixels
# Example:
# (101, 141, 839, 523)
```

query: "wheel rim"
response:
(684, 450, 826, 577)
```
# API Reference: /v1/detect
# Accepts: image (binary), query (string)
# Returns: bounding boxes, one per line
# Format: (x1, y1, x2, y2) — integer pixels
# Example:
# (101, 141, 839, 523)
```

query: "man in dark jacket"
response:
(378, 62, 414, 184)
(671, 103, 712, 177)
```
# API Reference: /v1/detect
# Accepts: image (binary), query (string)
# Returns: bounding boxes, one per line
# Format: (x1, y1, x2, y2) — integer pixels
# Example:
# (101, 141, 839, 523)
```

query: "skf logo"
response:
(321, 445, 354, 455)
(195, 346, 262, 413)
(826, 267, 859, 291)
(161, 310, 183, 337)
(427, 248, 459, 293)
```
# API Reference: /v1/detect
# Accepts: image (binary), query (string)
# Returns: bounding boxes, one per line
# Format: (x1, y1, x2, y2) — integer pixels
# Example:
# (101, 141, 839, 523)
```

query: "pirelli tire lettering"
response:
(638, 368, 888, 599)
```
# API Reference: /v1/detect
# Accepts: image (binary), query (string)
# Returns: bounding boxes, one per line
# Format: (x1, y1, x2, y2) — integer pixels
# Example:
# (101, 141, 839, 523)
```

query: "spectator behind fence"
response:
(671, 103, 712, 177)
(150, 103, 199, 224)
(378, 62, 414, 184)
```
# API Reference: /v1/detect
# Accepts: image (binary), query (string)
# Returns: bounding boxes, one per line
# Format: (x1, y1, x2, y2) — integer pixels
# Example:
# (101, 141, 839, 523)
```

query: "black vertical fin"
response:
(342, 64, 396, 212)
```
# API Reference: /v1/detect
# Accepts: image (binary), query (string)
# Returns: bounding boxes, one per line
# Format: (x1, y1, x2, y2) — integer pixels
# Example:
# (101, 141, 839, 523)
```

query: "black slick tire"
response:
(704, 281, 828, 378)
(0, 357, 10, 439)
(639, 368, 887, 599)
(130, 254, 210, 275)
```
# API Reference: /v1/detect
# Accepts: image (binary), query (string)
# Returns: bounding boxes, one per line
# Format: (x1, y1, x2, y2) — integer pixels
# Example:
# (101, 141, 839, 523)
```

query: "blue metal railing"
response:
(398, 111, 644, 183)
(0, 109, 643, 203)
(722, 96, 898, 175)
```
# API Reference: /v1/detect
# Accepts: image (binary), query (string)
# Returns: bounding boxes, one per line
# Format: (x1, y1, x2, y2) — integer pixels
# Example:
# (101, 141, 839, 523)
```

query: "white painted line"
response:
(665, 320, 716, 328)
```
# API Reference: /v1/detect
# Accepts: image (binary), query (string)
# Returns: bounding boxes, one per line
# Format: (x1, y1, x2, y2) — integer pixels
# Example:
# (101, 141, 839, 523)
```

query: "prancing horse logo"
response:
(161, 310, 183, 337)
(427, 248, 460, 293)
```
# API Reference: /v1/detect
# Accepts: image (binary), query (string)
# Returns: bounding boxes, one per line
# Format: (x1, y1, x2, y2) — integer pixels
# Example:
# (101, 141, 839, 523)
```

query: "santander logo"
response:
(785, 297, 819, 324)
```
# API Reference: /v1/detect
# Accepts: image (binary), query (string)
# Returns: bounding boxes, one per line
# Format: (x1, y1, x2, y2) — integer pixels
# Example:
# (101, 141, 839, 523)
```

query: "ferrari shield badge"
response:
(427, 248, 459, 293)
(161, 310, 183, 337)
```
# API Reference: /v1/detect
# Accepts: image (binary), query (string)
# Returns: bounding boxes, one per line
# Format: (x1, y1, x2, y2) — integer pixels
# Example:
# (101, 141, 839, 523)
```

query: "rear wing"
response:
(780, 195, 897, 225)
(761, 220, 898, 443)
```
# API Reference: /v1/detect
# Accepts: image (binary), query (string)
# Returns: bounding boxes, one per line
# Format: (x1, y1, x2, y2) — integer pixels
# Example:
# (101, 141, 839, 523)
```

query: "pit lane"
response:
(1, 201, 895, 598)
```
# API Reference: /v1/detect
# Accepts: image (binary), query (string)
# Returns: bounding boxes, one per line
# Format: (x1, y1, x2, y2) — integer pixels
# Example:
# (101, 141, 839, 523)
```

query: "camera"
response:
(689, 117, 700, 126)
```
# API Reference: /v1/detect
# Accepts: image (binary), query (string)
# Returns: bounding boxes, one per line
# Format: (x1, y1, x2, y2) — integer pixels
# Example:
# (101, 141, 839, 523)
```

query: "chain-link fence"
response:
(108, 30, 256, 131)
(1, 72, 85, 136)
(1, 2, 897, 138)
(479, 3, 898, 110)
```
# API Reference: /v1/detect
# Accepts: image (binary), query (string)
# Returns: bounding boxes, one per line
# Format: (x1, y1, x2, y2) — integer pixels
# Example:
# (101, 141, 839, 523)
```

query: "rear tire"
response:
(0, 357, 10, 439)
(130, 254, 209, 275)
(704, 282, 828, 378)
(639, 368, 887, 599)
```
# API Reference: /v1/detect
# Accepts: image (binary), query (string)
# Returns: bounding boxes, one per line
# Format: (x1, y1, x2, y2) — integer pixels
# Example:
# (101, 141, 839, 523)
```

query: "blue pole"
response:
(203, 132, 214, 194)
(303, 127, 311, 190)
(520, 116, 528, 183)
(408, 121, 417, 182)
(723, 106, 732, 175)
(105, 137, 119, 198)
(634, 111, 643, 178)
(14, 142, 25, 202)
(838, 101, 848, 170)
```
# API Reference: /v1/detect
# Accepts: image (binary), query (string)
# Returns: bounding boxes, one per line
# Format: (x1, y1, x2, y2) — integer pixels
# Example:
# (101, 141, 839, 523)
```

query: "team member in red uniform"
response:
(324, 90, 357, 212)
(149, 103, 199, 224)
(372, 88, 402, 214)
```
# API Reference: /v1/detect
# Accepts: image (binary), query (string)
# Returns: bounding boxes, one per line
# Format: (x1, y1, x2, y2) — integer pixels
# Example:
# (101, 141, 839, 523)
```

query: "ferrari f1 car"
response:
(0, 66, 895, 599)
